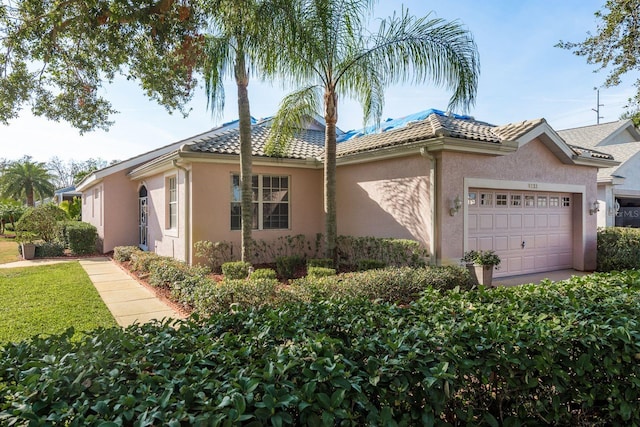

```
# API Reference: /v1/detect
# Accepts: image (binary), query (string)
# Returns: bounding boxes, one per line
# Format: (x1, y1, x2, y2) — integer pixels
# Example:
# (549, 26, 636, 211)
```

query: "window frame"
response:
(166, 175, 178, 230)
(231, 173, 290, 231)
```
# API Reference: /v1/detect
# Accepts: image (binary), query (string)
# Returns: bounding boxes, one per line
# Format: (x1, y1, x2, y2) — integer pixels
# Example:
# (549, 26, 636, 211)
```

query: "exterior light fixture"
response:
(589, 200, 600, 215)
(450, 195, 462, 216)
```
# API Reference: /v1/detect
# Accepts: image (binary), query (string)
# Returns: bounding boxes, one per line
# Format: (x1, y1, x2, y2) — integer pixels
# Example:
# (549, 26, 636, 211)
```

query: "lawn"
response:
(0, 262, 117, 343)
(0, 235, 20, 264)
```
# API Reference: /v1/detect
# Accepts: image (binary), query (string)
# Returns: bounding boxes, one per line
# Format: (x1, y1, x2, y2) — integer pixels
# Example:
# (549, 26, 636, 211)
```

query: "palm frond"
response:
(340, 8, 480, 113)
(202, 34, 233, 118)
(265, 85, 321, 157)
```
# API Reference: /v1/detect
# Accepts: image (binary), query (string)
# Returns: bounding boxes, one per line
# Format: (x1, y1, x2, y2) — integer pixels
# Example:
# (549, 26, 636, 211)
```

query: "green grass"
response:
(0, 262, 117, 343)
(0, 235, 20, 264)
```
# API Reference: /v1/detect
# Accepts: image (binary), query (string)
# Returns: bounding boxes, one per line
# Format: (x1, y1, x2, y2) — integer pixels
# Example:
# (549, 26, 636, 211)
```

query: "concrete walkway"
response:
(1, 256, 186, 327)
(495, 269, 590, 287)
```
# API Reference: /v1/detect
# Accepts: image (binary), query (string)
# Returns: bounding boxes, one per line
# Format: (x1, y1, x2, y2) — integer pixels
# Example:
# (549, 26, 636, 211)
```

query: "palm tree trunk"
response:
(235, 53, 253, 263)
(324, 88, 338, 264)
(26, 188, 34, 207)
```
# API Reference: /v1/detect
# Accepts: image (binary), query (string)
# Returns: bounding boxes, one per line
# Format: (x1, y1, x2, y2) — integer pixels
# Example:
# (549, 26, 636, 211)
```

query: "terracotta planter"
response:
(467, 263, 495, 287)
(21, 243, 36, 260)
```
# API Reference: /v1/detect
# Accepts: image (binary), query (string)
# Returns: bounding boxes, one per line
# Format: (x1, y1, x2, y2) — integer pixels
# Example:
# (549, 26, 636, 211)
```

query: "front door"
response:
(139, 186, 148, 250)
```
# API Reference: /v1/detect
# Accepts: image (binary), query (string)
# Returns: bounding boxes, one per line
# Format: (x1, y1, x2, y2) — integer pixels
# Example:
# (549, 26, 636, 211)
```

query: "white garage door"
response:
(467, 189, 573, 277)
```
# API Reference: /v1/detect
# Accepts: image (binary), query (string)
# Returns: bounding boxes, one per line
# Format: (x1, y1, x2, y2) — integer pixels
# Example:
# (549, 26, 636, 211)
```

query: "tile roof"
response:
(557, 120, 629, 148)
(335, 114, 545, 157)
(178, 111, 614, 164)
(186, 121, 325, 159)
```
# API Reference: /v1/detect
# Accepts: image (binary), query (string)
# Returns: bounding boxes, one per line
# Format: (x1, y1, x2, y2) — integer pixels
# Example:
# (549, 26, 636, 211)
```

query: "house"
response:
(77, 109, 617, 278)
(558, 120, 640, 228)
(53, 186, 82, 204)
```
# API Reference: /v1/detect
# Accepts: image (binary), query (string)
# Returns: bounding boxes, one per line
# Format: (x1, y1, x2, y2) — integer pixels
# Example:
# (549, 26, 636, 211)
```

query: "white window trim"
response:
(231, 173, 291, 231)
(165, 174, 179, 237)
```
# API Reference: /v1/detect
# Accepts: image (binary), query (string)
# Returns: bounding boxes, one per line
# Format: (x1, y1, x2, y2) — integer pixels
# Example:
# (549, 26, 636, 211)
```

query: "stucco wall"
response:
(141, 169, 187, 261)
(336, 154, 432, 250)
(81, 182, 104, 251)
(102, 171, 140, 252)
(190, 162, 323, 262)
(437, 137, 598, 271)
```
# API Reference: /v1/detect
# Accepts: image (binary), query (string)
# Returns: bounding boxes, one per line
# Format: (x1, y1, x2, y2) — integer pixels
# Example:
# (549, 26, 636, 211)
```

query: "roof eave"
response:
(178, 151, 322, 169)
(571, 156, 621, 168)
(424, 137, 519, 155)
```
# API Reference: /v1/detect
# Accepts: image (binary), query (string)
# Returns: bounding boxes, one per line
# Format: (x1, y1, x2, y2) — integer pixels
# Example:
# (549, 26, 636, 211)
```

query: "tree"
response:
(557, 0, 640, 123)
(0, 157, 55, 206)
(267, 1, 479, 262)
(47, 157, 109, 188)
(202, 0, 288, 263)
(1, 0, 205, 132)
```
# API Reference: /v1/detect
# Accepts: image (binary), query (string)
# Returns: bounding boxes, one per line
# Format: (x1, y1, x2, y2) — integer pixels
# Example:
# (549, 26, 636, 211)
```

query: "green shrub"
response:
(3, 271, 640, 425)
(113, 246, 140, 262)
(336, 236, 429, 268)
(129, 251, 160, 274)
(293, 265, 473, 304)
(356, 258, 386, 271)
(193, 240, 234, 272)
(221, 261, 251, 279)
(251, 268, 277, 280)
(193, 278, 278, 316)
(276, 255, 305, 279)
(171, 275, 215, 308)
(148, 257, 190, 289)
(64, 221, 97, 255)
(34, 241, 65, 258)
(307, 258, 333, 268)
(597, 227, 640, 271)
(15, 203, 67, 242)
(307, 266, 336, 278)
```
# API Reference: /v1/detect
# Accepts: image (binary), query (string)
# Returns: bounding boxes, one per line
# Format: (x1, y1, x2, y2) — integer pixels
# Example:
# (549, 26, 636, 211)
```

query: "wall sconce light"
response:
(589, 200, 600, 215)
(450, 195, 462, 216)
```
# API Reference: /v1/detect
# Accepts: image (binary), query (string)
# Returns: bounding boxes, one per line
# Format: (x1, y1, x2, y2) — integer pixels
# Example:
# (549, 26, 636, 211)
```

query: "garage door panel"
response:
(479, 214, 493, 229)
(468, 189, 573, 277)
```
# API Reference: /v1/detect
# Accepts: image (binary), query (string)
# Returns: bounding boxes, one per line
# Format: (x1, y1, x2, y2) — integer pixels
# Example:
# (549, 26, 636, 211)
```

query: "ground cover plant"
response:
(1, 271, 640, 425)
(0, 263, 116, 343)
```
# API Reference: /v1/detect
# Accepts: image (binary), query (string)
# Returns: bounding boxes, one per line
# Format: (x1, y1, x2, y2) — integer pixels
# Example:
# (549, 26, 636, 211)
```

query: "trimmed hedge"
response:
(2, 271, 640, 425)
(34, 241, 65, 258)
(275, 255, 305, 279)
(113, 246, 140, 263)
(221, 261, 251, 280)
(64, 221, 98, 255)
(307, 266, 336, 278)
(597, 227, 640, 271)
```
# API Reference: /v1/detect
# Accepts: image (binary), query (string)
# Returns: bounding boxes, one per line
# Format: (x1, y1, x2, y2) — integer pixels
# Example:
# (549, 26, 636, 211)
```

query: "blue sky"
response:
(1, 0, 635, 163)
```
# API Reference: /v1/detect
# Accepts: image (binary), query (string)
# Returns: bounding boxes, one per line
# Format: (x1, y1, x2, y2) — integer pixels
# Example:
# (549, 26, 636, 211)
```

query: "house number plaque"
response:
(528, 183, 538, 189)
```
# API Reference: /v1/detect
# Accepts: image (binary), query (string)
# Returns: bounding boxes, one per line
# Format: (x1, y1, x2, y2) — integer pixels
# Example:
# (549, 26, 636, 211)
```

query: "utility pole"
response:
(592, 88, 604, 124)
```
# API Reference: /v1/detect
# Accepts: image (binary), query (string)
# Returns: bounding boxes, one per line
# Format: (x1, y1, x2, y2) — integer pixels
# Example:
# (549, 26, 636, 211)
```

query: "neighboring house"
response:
(558, 120, 640, 228)
(53, 186, 82, 204)
(77, 109, 616, 278)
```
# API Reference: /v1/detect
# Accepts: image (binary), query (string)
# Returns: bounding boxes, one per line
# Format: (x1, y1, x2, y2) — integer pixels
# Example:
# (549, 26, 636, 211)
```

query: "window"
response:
(496, 194, 508, 206)
(524, 195, 535, 207)
(231, 174, 289, 230)
(549, 196, 560, 207)
(480, 193, 493, 207)
(562, 196, 571, 207)
(468, 192, 477, 206)
(510, 194, 522, 207)
(537, 196, 547, 208)
(167, 176, 177, 229)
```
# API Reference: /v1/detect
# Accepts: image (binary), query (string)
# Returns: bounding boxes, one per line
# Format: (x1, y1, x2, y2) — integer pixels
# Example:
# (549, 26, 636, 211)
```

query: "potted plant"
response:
(462, 250, 501, 286)
(16, 231, 38, 260)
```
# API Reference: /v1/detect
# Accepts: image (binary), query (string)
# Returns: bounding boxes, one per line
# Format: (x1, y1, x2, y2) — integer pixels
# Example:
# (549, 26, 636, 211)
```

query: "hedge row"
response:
(113, 246, 470, 315)
(194, 234, 429, 271)
(597, 226, 640, 271)
(2, 271, 640, 424)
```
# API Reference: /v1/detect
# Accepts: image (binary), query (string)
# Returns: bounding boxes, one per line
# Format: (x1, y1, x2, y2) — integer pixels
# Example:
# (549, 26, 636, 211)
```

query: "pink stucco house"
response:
(77, 109, 616, 278)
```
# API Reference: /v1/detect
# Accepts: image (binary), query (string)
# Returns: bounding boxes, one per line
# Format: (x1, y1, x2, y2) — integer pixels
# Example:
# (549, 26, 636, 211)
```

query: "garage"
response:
(467, 189, 573, 277)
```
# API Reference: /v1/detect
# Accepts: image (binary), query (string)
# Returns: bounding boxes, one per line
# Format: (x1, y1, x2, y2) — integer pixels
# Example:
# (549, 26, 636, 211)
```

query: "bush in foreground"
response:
(1, 271, 640, 425)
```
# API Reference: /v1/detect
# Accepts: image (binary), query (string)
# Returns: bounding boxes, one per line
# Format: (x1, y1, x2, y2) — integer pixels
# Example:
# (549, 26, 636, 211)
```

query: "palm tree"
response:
(267, 1, 480, 262)
(202, 0, 285, 262)
(0, 157, 55, 206)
